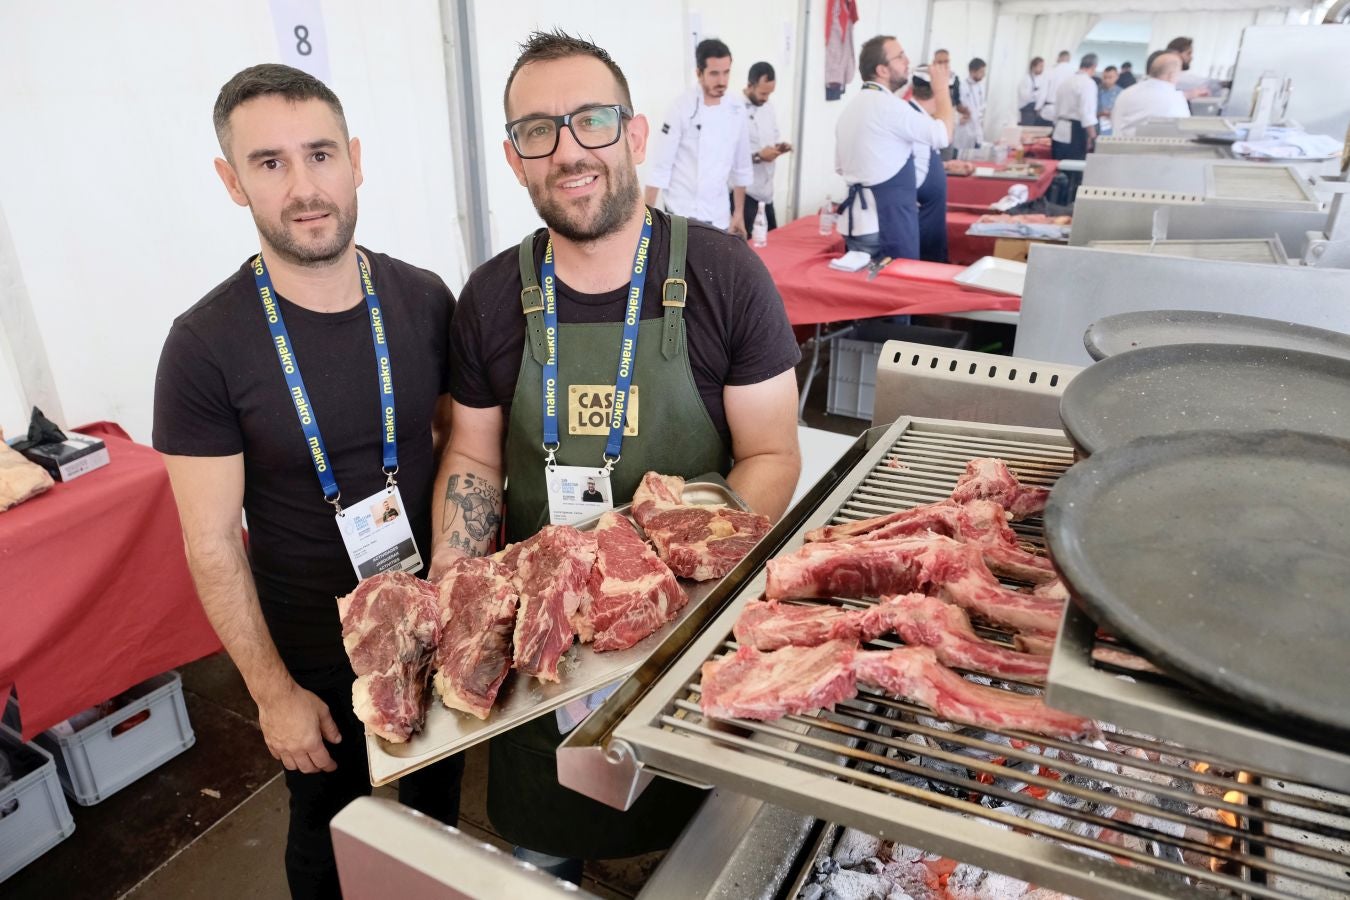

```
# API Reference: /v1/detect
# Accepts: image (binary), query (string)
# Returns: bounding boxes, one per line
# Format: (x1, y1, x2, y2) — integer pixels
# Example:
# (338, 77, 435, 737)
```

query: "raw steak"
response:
(806, 499, 1056, 584)
(581, 512, 688, 651)
(1033, 578, 1070, 602)
(337, 572, 441, 743)
(949, 458, 1050, 521)
(860, 594, 1050, 683)
(432, 557, 519, 720)
(733, 600, 866, 651)
(700, 640, 858, 721)
(764, 534, 1064, 636)
(632, 472, 771, 581)
(511, 525, 597, 683)
(853, 647, 1096, 739)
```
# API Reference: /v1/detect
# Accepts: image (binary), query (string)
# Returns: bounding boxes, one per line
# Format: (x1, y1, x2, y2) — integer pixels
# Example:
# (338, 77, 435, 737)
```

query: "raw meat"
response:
(582, 512, 688, 651)
(1014, 633, 1055, 656)
(511, 525, 597, 683)
(0, 442, 53, 512)
(854, 647, 1096, 739)
(699, 640, 858, 721)
(764, 534, 1064, 636)
(432, 557, 519, 720)
(860, 594, 1051, 683)
(337, 572, 441, 743)
(733, 600, 866, 651)
(806, 499, 1056, 584)
(1033, 578, 1070, 601)
(949, 458, 1050, 521)
(632, 472, 771, 581)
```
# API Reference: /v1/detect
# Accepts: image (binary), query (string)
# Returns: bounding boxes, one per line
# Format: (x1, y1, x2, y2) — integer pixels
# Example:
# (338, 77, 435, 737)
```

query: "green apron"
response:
(488, 215, 730, 859)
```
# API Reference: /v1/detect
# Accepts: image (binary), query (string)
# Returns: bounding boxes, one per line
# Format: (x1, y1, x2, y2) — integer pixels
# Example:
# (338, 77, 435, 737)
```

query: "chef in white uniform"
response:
(1036, 51, 1075, 123)
(1050, 54, 1099, 161)
(645, 37, 752, 236)
(1018, 57, 1048, 126)
(835, 35, 953, 261)
(954, 58, 987, 151)
(1111, 51, 1191, 138)
(736, 60, 789, 234)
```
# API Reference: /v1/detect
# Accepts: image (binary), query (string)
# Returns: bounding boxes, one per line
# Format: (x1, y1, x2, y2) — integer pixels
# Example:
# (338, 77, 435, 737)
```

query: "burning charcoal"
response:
(859, 856, 886, 875)
(832, 828, 885, 867)
(821, 868, 896, 900)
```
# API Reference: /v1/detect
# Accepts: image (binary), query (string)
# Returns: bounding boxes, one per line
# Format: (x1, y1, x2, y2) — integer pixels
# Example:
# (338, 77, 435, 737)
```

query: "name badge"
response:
(545, 465, 614, 526)
(568, 384, 639, 437)
(337, 484, 423, 580)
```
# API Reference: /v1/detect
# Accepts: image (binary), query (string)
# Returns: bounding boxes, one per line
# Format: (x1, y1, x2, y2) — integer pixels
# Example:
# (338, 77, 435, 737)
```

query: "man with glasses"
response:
(835, 35, 954, 261)
(431, 29, 801, 882)
(644, 38, 753, 236)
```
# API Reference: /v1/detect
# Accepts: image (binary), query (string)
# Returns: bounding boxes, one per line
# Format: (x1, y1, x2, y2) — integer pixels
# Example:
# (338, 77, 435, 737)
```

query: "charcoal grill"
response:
(559, 416, 1350, 899)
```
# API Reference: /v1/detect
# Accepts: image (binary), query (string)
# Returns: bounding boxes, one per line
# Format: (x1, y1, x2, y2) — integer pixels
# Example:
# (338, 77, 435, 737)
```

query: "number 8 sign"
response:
(269, 0, 331, 83)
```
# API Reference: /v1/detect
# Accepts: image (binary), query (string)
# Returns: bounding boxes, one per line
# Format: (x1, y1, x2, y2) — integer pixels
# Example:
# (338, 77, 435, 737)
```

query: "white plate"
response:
(953, 257, 1027, 297)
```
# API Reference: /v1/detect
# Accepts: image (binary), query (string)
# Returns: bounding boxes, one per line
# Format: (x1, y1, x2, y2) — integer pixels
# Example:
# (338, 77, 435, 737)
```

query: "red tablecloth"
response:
(945, 160, 1059, 207)
(0, 423, 222, 739)
(754, 216, 1018, 325)
(946, 210, 998, 266)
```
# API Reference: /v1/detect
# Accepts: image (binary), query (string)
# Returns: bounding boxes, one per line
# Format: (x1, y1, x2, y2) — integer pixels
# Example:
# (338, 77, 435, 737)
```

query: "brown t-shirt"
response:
(448, 209, 800, 443)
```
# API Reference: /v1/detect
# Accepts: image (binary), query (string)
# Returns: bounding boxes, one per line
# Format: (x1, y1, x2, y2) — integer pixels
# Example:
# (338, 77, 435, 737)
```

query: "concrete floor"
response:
(4, 349, 885, 899)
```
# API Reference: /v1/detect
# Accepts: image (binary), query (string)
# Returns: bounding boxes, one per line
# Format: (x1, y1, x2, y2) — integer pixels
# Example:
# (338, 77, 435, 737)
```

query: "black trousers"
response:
(743, 196, 777, 234)
(1019, 104, 1051, 127)
(283, 662, 465, 900)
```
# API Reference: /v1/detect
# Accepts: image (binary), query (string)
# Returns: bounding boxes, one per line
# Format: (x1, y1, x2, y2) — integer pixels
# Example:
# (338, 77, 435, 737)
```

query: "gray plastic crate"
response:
(3, 672, 195, 806)
(0, 724, 75, 883)
(826, 322, 969, 419)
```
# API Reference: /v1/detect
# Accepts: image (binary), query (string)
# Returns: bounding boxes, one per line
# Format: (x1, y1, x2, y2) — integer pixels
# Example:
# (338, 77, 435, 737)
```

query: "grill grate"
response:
(613, 420, 1350, 899)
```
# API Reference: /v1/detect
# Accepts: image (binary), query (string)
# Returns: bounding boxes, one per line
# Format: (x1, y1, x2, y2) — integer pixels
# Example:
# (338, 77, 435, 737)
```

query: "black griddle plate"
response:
(1060, 342, 1350, 456)
(1084, 309, 1350, 362)
(1045, 429, 1350, 740)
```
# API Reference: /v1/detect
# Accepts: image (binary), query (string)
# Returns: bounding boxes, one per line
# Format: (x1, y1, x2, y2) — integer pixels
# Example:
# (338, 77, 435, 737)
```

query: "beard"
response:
(253, 195, 358, 267)
(528, 151, 641, 244)
(888, 71, 909, 92)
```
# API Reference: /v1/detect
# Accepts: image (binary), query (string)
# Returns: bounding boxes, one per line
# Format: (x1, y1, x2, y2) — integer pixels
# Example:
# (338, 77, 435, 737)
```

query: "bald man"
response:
(1111, 51, 1190, 138)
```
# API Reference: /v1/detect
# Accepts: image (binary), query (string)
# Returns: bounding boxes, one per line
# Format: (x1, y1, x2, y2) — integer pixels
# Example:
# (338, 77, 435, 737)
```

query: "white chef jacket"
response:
(1038, 61, 1075, 119)
(647, 86, 752, 230)
(906, 99, 935, 189)
(835, 82, 949, 235)
(1110, 78, 1192, 138)
(1018, 72, 1046, 109)
(739, 96, 780, 205)
(955, 76, 986, 150)
(1051, 72, 1099, 143)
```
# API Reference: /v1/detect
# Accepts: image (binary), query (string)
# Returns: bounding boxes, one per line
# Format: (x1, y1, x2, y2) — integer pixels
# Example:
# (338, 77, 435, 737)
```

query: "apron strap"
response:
(518, 233, 550, 366)
(661, 214, 688, 360)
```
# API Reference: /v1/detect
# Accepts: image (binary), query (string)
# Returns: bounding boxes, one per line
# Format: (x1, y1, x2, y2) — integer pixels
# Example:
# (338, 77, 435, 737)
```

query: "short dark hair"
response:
(1080, 53, 1098, 69)
(696, 38, 731, 71)
(859, 35, 893, 83)
(1121, 61, 1133, 69)
(1167, 36, 1193, 53)
(747, 61, 775, 84)
(1057, 50, 1071, 60)
(969, 58, 986, 72)
(1030, 56, 1044, 70)
(503, 30, 633, 117)
(213, 64, 346, 158)
(1103, 65, 1118, 74)
(912, 80, 934, 100)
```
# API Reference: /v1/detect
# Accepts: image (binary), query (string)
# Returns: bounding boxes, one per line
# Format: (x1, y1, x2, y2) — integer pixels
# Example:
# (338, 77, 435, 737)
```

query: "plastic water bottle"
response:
(752, 207, 768, 247)
(818, 198, 836, 235)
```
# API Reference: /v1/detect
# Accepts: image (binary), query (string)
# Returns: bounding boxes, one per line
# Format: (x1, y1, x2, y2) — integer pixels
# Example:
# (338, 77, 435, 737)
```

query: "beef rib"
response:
(581, 512, 688, 651)
(949, 458, 1050, 521)
(700, 640, 859, 721)
(432, 557, 519, 720)
(511, 525, 597, 683)
(733, 600, 866, 651)
(337, 572, 441, 743)
(632, 472, 770, 581)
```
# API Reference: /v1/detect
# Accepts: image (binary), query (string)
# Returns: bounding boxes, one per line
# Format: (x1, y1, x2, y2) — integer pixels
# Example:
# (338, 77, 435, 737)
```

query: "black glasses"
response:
(505, 104, 632, 159)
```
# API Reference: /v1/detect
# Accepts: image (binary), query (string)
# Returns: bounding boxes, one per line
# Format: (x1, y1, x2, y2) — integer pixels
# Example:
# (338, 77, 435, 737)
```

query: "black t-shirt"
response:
(153, 248, 454, 669)
(448, 209, 800, 441)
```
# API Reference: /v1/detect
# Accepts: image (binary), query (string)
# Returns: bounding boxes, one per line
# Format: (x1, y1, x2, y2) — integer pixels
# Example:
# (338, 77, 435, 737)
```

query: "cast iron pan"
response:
(1084, 309, 1350, 362)
(1045, 429, 1350, 739)
(1060, 343, 1350, 456)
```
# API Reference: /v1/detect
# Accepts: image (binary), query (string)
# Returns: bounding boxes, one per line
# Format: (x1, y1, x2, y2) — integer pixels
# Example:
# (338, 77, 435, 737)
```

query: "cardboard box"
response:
(993, 238, 1030, 262)
(18, 433, 109, 482)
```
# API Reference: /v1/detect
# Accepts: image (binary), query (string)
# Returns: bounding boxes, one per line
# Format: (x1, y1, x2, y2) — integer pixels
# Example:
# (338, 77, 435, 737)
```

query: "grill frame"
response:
(601, 416, 1350, 899)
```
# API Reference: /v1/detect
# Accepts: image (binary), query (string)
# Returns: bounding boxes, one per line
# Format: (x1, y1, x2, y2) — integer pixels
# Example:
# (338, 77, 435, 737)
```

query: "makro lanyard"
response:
(540, 208, 653, 470)
(251, 252, 397, 511)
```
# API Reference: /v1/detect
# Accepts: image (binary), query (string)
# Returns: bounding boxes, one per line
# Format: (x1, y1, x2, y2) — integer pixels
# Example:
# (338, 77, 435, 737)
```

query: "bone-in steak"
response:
(337, 571, 441, 743)
(581, 512, 688, 651)
(733, 600, 866, 651)
(949, 458, 1050, 521)
(511, 526, 597, 683)
(632, 472, 770, 581)
(432, 557, 519, 719)
(700, 640, 858, 721)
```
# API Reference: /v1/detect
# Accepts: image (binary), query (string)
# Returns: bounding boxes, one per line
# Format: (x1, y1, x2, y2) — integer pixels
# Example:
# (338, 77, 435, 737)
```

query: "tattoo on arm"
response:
(441, 472, 504, 547)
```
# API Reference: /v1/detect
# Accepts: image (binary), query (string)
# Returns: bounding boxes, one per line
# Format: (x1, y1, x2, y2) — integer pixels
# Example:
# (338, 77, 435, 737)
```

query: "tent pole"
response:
(439, 0, 492, 270)
(788, 0, 811, 221)
(920, 0, 937, 64)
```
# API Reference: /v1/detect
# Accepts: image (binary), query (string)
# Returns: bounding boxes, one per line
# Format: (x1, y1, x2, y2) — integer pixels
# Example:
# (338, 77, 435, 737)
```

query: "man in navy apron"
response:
(834, 35, 954, 261)
(907, 71, 950, 263)
(430, 31, 802, 884)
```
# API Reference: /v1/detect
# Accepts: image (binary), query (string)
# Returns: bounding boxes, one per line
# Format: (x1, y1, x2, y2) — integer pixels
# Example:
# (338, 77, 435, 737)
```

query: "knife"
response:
(867, 257, 893, 280)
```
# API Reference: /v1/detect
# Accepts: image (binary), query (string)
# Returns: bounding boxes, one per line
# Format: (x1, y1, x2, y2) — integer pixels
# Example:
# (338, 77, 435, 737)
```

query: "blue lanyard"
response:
(252, 252, 397, 509)
(540, 208, 654, 468)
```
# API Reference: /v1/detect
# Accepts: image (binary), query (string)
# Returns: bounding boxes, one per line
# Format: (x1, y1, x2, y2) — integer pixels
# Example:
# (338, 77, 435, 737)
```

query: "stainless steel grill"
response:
(584, 417, 1350, 899)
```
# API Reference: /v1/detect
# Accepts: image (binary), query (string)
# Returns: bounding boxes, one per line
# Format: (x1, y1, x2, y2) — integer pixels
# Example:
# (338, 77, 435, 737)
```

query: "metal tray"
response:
(366, 480, 750, 786)
(953, 257, 1027, 297)
(1059, 342, 1350, 455)
(1043, 429, 1350, 739)
(1083, 309, 1350, 362)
